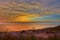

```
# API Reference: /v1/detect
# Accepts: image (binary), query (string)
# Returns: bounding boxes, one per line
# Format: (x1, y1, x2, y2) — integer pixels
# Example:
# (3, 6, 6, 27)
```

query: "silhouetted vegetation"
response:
(0, 25, 60, 40)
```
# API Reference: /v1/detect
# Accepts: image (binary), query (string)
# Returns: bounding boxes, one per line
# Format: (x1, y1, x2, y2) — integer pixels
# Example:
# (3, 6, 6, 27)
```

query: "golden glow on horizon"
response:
(14, 14, 39, 22)
(15, 16, 31, 22)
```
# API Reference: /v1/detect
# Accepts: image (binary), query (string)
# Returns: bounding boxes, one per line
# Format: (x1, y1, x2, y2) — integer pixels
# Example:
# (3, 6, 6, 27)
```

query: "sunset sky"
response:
(0, 0, 60, 32)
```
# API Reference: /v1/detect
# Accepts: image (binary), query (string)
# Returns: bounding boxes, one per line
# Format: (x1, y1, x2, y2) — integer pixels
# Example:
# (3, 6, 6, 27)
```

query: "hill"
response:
(0, 25, 60, 40)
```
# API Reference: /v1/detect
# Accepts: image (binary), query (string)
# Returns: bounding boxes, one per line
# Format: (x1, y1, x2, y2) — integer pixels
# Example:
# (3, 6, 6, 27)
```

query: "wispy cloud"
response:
(0, 0, 60, 22)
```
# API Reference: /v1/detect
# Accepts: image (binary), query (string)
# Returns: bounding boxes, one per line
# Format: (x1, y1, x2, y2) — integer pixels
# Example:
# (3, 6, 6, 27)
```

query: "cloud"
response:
(0, 0, 60, 22)
(30, 14, 60, 22)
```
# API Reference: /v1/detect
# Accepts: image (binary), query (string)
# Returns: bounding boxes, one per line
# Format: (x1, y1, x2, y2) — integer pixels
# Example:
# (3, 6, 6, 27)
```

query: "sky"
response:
(0, 0, 60, 32)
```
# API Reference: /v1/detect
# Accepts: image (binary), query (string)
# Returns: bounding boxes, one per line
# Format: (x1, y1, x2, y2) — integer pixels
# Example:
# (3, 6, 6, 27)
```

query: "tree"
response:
(30, 34, 37, 40)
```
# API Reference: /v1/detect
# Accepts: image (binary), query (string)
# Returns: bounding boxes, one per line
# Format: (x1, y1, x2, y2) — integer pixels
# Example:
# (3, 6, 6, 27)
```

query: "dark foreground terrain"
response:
(0, 25, 60, 40)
